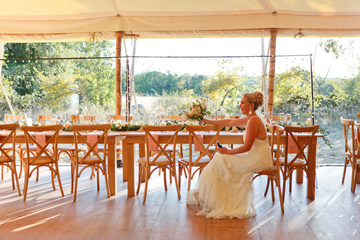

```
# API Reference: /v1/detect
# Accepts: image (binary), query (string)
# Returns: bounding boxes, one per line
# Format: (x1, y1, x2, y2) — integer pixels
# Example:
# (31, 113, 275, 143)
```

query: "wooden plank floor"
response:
(1, 165, 360, 240)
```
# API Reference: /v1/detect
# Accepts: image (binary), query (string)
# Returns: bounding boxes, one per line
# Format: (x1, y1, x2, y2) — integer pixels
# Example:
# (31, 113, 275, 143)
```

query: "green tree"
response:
(202, 60, 247, 113)
(313, 38, 354, 94)
(37, 71, 78, 110)
(3, 42, 76, 96)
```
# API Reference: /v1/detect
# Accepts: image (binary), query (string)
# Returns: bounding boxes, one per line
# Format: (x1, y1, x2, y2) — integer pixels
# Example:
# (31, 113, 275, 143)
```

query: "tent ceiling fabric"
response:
(1, 0, 360, 42)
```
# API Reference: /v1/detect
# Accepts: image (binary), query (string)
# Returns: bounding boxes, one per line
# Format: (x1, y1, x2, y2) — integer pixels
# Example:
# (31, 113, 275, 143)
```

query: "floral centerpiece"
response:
(182, 98, 211, 122)
(62, 121, 74, 131)
(111, 121, 143, 131)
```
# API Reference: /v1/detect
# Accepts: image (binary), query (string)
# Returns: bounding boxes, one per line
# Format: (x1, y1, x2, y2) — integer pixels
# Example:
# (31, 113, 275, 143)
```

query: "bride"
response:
(186, 91, 273, 219)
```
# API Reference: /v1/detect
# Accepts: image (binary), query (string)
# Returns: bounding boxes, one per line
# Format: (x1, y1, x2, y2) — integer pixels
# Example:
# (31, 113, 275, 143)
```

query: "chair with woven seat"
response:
(341, 118, 359, 193)
(0, 123, 22, 196)
(136, 124, 182, 203)
(253, 125, 284, 213)
(178, 124, 222, 191)
(280, 124, 319, 201)
(21, 124, 64, 201)
(71, 124, 112, 202)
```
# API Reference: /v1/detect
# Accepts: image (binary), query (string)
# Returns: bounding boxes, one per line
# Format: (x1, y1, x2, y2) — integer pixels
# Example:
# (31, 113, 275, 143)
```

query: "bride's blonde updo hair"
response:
(243, 91, 264, 111)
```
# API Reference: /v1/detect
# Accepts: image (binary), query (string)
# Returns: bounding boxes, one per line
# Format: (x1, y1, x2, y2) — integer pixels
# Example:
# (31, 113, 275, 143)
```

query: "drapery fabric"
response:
(1, 0, 360, 42)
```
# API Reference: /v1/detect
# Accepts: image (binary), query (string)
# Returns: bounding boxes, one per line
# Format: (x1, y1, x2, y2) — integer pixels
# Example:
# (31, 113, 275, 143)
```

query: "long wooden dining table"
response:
(0, 131, 125, 196)
(120, 131, 322, 199)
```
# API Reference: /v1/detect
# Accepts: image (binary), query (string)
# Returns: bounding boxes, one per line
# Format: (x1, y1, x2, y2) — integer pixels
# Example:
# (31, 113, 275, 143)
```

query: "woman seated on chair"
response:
(187, 91, 273, 219)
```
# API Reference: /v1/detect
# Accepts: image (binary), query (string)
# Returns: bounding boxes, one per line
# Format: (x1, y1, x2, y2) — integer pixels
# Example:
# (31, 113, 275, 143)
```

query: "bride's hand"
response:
(200, 118, 208, 125)
(218, 147, 229, 154)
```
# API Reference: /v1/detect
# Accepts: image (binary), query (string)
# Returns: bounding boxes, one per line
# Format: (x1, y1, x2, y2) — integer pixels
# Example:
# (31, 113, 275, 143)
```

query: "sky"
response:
(121, 37, 360, 79)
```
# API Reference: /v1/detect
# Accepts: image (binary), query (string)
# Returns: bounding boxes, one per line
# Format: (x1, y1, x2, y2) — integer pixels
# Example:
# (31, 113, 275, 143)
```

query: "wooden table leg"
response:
(307, 141, 317, 199)
(139, 143, 146, 182)
(125, 141, 135, 196)
(122, 139, 128, 182)
(108, 140, 117, 196)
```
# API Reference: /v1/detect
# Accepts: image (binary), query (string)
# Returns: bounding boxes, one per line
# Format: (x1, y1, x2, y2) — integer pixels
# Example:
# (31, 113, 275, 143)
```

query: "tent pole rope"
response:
(115, 31, 123, 115)
(130, 38, 139, 123)
(310, 54, 314, 125)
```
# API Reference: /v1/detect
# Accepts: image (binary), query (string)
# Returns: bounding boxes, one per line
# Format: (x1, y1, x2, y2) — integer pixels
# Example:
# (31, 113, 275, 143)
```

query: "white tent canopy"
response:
(1, 0, 360, 42)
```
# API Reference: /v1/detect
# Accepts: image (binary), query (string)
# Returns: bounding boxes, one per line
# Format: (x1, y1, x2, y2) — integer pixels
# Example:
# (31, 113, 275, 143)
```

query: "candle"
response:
(307, 118, 312, 125)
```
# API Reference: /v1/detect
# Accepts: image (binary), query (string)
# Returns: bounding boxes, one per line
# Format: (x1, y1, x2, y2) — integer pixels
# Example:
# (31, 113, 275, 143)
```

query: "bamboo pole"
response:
(115, 31, 123, 115)
(267, 28, 277, 113)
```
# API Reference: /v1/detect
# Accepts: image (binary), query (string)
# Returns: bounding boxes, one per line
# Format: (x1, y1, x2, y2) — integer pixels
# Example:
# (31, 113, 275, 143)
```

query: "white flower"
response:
(122, 122, 128, 127)
(139, 121, 145, 127)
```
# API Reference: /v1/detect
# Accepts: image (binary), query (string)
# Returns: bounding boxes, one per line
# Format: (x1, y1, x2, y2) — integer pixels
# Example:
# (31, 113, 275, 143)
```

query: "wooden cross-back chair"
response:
(37, 114, 60, 124)
(4, 114, 25, 123)
(107, 114, 133, 122)
(178, 124, 222, 191)
(272, 115, 291, 122)
(19, 115, 57, 180)
(21, 124, 64, 201)
(0, 123, 21, 196)
(1, 116, 22, 180)
(280, 124, 319, 202)
(340, 118, 359, 193)
(353, 121, 360, 193)
(95, 114, 129, 161)
(253, 125, 284, 213)
(57, 115, 96, 178)
(70, 115, 95, 124)
(270, 115, 291, 158)
(71, 124, 112, 202)
(170, 116, 183, 121)
(136, 124, 182, 203)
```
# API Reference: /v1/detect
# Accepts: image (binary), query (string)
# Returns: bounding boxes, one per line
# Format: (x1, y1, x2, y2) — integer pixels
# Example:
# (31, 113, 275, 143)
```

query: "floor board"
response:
(1, 165, 360, 240)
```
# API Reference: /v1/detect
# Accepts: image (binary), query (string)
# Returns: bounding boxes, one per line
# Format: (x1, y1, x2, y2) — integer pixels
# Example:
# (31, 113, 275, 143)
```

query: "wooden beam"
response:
(116, 31, 123, 115)
(267, 28, 277, 113)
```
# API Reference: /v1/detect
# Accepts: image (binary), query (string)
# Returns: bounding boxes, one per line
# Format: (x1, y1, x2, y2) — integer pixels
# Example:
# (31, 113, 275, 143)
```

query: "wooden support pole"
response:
(268, 28, 277, 113)
(116, 31, 123, 115)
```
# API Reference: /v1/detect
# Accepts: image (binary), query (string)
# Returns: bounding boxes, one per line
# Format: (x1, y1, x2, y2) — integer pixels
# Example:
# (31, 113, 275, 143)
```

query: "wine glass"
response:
(285, 113, 291, 125)
(279, 113, 285, 125)
(268, 111, 274, 123)
(51, 114, 58, 125)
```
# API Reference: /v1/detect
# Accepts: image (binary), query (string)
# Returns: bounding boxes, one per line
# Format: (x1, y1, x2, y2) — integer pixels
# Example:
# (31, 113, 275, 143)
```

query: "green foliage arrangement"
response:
(111, 122, 142, 131)
(182, 98, 211, 121)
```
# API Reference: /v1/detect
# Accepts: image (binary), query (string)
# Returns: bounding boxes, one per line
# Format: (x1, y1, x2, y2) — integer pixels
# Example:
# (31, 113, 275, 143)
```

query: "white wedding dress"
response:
(186, 118, 273, 219)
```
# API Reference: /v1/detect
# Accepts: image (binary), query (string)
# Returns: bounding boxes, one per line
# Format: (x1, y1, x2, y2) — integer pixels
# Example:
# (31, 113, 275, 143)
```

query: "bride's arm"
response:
(218, 118, 259, 155)
(201, 117, 247, 127)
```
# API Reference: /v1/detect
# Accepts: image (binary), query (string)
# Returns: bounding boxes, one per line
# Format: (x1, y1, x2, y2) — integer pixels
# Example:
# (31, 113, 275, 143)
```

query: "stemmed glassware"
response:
(51, 114, 58, 125)
(279, 113, 285, 125)
(267, 111, 274, 123)
(285, 113, 291, 125)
